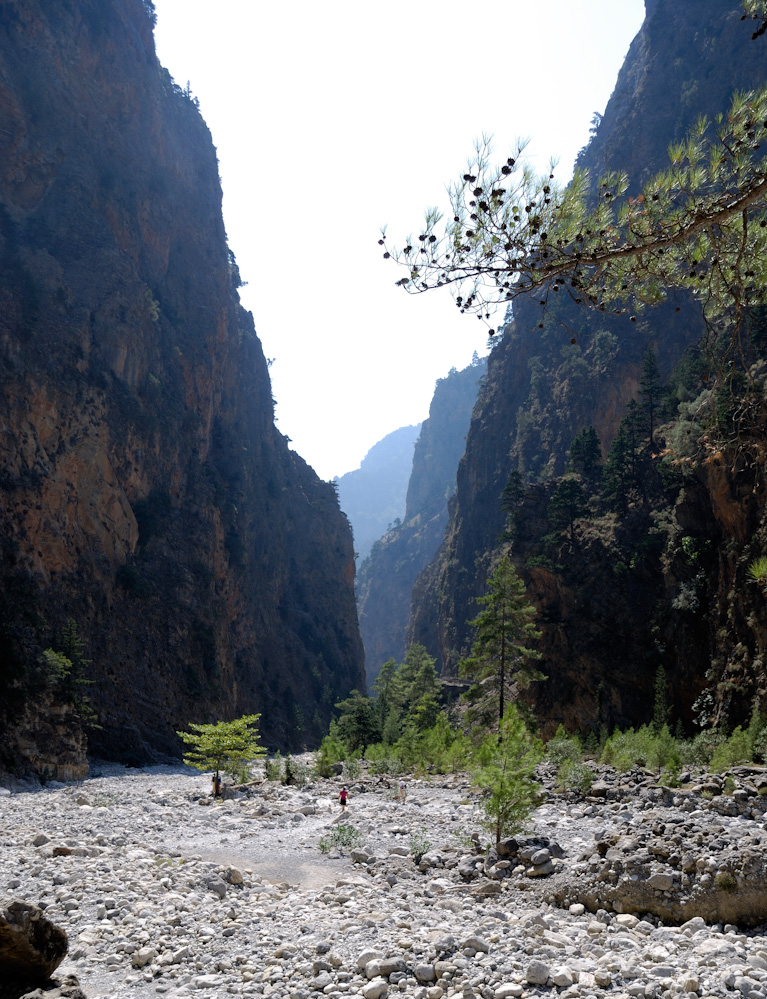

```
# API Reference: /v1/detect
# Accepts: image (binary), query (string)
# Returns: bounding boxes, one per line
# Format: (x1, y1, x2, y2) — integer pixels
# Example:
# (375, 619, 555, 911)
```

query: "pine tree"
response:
(639, 346, 663, 446)
(472, 705, 542, 843)
(568, 426, 602, 488)
(547, 475, 589, 545)
(382, 68, 767, 382)
(459, 556, 544, 732)
(603, 421, 633, 513)
(177, 714, 266, 791)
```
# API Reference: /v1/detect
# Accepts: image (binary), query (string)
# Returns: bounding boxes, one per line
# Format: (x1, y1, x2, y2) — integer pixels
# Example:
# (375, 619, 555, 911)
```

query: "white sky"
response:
(152, 0, 645, 480)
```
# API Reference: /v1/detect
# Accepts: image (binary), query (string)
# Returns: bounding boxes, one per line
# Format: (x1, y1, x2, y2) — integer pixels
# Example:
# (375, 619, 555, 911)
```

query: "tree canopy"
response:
(177, 714, 266, 787)
(459, 556, 544, 731)
(381, 78, 767, 367)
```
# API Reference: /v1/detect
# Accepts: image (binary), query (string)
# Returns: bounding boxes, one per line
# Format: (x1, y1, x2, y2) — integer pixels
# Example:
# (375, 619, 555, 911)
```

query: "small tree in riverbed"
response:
(177, 714, 266, 793)
(472, 705, 543, 844)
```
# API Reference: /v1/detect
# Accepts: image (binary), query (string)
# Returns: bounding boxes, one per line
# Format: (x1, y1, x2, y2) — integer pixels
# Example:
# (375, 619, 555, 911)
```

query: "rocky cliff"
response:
(408, 0, 767, 734)
(356, 356, 485, 685)
(0, 0, 364, 777)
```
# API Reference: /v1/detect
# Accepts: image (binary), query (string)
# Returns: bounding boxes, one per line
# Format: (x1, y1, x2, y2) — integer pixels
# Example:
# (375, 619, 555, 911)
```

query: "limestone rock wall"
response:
(0, 0, 363, 773)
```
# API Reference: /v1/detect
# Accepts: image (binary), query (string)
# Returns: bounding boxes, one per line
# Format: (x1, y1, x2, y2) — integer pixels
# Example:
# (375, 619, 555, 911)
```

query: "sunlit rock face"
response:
(0, 0, 363, 774)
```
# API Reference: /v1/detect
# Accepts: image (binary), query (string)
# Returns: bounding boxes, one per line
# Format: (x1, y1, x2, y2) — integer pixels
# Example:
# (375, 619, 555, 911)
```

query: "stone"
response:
(647, 872, 674, 891)
(0, 900, 68, 988)
(550, 966, 574, 987)
(525, 959, 550, 985)
(415, 964, 436, 982)
(361, 977, 389, 999)
(460, 935, 489, 954)
(358, 950, 384, 970)
(17, 973, 87, 998)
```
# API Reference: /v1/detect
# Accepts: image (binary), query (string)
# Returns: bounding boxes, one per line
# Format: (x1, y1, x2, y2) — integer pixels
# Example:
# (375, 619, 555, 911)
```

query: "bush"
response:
(410, 831, 432, 864)
(546, 725, 582, 766)
(264, 752, 283, 781)
(680, 729, 725, 768)
(601, 724, 680, 775)
(318, 824, 364, 855)
(557, 759, 594, 795)
(343, 758, 362, 779)
(710, 725, 752, 772)
(284, 755, 310, 786)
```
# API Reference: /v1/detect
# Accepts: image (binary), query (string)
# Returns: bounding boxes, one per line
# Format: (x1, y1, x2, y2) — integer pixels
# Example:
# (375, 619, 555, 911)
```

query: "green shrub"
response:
(714, 870, 737, 892)
(710, 725, 752, 772)
(472, 705, 543, 844)
(284, 755, 310, 786)
(264, 752, 283, 781)
(557, 759, 594, 795)
(601, 724, 680, 775)
(680, 729, 725, 768)
(318, 824, 364, 855)
(367, 754, 403, 776)
(410, 831, 432, 864)
(343, 758, 362, 779)
(546, 725, 582, 766)
(314, 730, 347, 777)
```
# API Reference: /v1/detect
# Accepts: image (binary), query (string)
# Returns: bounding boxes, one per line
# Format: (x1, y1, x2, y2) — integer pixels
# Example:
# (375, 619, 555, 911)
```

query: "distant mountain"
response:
(356, 355, 486, 686)
(334, 425, 421, 564)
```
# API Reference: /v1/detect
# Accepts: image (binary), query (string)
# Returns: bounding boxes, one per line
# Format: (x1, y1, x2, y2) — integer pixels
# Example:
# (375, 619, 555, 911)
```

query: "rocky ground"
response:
(3, 760, 767, 999)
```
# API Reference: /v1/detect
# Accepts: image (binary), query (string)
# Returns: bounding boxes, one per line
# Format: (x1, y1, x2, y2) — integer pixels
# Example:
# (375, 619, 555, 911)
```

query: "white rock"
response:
(361, 977, 388, 999)
(550, 966, 574, 987)
(525, 959, 550, 985)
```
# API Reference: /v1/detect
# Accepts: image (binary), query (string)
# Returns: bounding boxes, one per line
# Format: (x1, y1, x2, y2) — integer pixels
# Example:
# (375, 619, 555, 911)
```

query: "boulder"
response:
(16, 974, 86, 999)
(0, 900, 68, 995)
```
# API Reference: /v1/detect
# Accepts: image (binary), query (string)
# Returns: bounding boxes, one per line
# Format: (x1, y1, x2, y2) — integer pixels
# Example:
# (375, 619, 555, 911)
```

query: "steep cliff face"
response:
(357, 357, 485, 684)
(0, 0, 363, 775)
(408, 0, 767, 732)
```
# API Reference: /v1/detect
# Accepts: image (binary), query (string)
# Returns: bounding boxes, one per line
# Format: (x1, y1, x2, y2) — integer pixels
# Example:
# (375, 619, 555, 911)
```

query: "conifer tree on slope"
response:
(459, 555, 544, 732)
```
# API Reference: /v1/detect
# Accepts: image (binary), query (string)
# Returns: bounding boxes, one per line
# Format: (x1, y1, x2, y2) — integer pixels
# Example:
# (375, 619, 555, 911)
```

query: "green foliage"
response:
(710, 724, 754, 772)
(264, 751, 283, 781)
(41, 618, 98, 726)
(639, 346, 664, 444)
(600, 724, 679, 775)
(283, 754, 310, 786)
(382, 84, 767, 377)
(343, 758, 362, 780)
(547, 475, 589, 544)
(471, 705, 543, 844)
(334, 689, 381, 754)
(748, 555, 767, 591)
(459, 555, 543, 733)
(653, 665, 670, 732)
(714, 870, 738, 892)
(410, 831, 432, 864)
(177, 715, 266, 784)
(568, 426, 603, 487)
(318, 824, 364, 855)
(557, 759, 594, 795)
(41, 648, 74, 684)
(365, 750, 404, 776)
(546, 725, 582, 765)
(680, 729, 726, 767)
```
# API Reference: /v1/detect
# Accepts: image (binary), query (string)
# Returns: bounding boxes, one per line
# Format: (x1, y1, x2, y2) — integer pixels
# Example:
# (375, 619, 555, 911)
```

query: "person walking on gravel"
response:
(339, 786, 349, 812)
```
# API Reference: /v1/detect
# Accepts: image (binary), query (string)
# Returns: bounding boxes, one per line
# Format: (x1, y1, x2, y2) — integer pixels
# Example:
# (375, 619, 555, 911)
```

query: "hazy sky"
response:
(152, 0, 645, 481)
